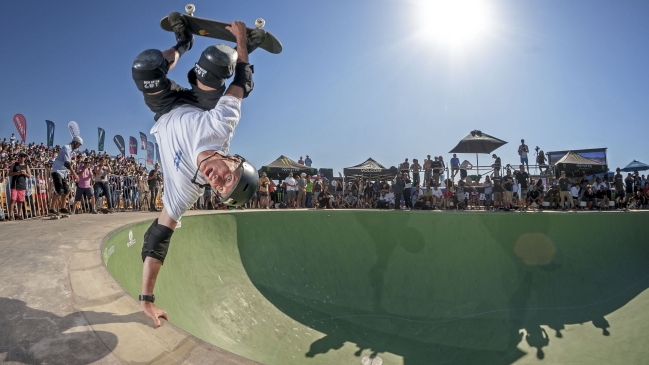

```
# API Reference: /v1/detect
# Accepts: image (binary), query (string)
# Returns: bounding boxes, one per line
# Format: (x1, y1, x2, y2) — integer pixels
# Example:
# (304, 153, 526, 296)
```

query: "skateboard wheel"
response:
(255, 18, 265, 29)
(185, 4, 195, 16)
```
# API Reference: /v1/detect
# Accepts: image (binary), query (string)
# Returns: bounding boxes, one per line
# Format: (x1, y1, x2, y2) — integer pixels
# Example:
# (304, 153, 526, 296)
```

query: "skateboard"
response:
(49, 214, 69, 220)
(160, 4, 283, 54)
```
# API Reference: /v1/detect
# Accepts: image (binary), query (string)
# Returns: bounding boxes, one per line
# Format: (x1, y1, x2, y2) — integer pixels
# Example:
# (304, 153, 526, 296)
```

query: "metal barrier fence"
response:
(0, 168, 163, 220)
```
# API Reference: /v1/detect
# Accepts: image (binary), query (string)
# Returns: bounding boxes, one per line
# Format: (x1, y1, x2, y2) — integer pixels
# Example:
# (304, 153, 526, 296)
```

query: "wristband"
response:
(139, 294, 155, 303)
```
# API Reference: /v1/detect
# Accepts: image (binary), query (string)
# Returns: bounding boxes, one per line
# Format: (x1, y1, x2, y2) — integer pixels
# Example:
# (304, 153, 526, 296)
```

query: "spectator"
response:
(285, 172, 297, 208)
(8, 152, 30, 220)
(298, 156, 304, 165)
(442, 183, 453, 210)
(304, 155, 312, 167)
(596, 185, 610, 210)
(362, 179, 373, 208)
(450, 154, 460, 181)
(537, 149, 548, 175)
(258, 172, 270, 209)
(570, 182, 580, 204)
(10, 133, 16, 146)
(344, 192, 357, 208)
(305, 175, 313, 208)
(423, 155, 432, 187)
(72, 158, 97, 214)
(377, 191, 390, 209)
(483, 175, 492, 209)
(399, 158, 409, 173)
(410, 159, 422, 187)
(94, 157, 114, 213)
(492, 154, 501, 174)
(492, 169, 503, 211)
(148, 163, 162, 212)
(438, 156, 446, 184)
(625, 173, 634, 208)
(432, 157, 442, 186)
(558, 171, 575, 210)
(297, 173, 307, 208)
(528, 182, 543, 210)
(582, 185, 597, 210)
(518, 139, 530, 172)
(393, 173, 405, 210)
(579, 173, 589, 202)
(502, 169, 514, 211)
(545, 184, 561, 209)
(403, 172, 412, 210)
(613, 168, 625, 209)
(431, 185, 443, 210)
(412, 189, 424, 210)
(317, 187, 333, 209)
(515, 164, 530, 211)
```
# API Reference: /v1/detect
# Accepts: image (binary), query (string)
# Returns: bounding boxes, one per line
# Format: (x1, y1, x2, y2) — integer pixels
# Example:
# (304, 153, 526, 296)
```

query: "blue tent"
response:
(621, 160, 649, 172)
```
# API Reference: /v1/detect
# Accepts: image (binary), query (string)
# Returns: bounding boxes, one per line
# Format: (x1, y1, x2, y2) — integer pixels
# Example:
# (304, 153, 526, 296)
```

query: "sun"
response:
(415, 0, 493, 48)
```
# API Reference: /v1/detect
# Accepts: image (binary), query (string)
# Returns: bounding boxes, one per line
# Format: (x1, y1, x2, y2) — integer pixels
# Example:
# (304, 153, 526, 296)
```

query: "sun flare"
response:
(416, 0, 493, 47)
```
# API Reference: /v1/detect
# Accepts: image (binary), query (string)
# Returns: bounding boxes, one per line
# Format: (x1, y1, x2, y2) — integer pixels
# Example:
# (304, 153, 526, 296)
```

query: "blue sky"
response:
(2, 0, 648, 174)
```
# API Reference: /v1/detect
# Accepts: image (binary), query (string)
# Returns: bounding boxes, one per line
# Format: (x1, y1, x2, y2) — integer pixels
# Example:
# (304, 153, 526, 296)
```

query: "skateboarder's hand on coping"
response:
(142, 301, 169, 328)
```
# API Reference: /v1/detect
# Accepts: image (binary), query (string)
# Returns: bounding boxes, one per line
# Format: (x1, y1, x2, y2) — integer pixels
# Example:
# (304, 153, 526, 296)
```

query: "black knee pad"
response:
(192, 44, 237, 89)
(141, 219, 174, 264)
(132, 49, 170, 93)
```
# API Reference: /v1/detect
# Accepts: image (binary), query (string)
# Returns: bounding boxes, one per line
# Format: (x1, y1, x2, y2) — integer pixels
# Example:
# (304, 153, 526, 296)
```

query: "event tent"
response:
(343, 158, 397, 181)
(259, 155, 317, 179)
(554, 151, 608, 177)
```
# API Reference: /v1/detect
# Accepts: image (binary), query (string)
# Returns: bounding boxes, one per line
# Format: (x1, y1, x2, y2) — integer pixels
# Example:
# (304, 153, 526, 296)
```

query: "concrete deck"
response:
(0, 210, 257, 365)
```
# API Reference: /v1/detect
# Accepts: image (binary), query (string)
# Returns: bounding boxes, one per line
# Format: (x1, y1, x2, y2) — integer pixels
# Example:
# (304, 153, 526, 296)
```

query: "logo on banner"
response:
(127, 230, 136, 247)
(281, 158, 292, 165)
(13, 114, 27, 142)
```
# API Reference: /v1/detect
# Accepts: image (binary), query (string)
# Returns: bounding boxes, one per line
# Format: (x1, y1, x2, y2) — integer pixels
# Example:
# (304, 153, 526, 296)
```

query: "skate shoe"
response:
(168, 12, 194, 56)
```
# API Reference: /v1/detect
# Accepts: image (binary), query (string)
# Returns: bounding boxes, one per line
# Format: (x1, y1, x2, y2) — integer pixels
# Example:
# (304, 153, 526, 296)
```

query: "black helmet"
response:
(220, 156, 258, 206)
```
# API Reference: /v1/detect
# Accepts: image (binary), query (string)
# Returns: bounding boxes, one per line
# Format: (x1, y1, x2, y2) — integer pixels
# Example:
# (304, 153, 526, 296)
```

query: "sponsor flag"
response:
(139, 132, 147, 150)
(68, 121, 80, 139)
(45, 120, 55, 148)
(154, 143, 161, 164)
(146, 142, 155, 165)
(129, 136, 138, 155)
(113, 135, 125, 156)
(98, 128, 105, 151)
(13, 114, 27, 142)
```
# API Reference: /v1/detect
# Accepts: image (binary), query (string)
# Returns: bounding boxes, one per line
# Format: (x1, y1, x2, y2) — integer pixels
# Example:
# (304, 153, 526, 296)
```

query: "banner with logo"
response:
(146, 141, 155, 165)
(98, 128, 105, 151)
(68, 121, 80, 140)
(13, 114, 27, 142)
(139, 132, 147, 150)
(113, 135, 125, 156)
(129, 136, 138, 155)
(154, 143, 161, 164)
(45, 120, 55, 148)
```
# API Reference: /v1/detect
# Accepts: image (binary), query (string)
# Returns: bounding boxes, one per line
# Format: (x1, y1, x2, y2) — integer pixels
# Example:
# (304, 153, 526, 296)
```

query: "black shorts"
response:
(75, 187, 94, 201)
(51, 172, 70, 196)
(259, 191, 268, 197)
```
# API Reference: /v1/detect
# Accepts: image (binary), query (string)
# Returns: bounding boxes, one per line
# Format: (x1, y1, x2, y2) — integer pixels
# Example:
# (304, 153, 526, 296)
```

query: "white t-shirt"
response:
(284, 177, 296, 191)
(431, 188, 443, 198)
(151, 97, 241, 222)
(52, 144, 73, 178)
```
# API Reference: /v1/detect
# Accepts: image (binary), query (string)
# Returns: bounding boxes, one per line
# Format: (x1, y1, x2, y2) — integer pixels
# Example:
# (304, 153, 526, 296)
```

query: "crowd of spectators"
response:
(3, 137, 649, 221)
(0, 136, 163, 221)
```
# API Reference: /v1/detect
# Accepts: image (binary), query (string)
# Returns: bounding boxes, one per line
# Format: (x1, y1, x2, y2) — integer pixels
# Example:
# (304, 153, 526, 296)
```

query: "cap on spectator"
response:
(18, 152, 27, 157)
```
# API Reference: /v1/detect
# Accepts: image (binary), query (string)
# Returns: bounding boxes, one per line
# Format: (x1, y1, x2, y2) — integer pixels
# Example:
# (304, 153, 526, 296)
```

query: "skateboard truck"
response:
(185, 3, 195, 16)
(255, 18, 265, 29)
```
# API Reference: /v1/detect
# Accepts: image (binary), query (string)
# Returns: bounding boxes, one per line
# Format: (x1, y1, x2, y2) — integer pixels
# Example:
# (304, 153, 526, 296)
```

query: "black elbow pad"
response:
(141, 219, 174, 264)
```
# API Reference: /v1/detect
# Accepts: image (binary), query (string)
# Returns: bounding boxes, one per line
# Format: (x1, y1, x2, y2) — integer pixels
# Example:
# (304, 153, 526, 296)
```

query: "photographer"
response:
(536, 147, 548, 175)
(94, 157, 114, 213)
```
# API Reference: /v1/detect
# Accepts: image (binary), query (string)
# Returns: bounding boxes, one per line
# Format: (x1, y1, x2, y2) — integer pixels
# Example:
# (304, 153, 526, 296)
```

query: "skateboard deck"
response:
(160, 9, 282, 54)
(49, 214, 69, 220)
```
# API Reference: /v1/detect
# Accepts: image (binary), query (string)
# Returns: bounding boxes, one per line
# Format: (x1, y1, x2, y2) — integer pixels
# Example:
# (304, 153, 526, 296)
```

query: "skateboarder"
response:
(132, 12, 259, 327)
(49, 137, 83, 215)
